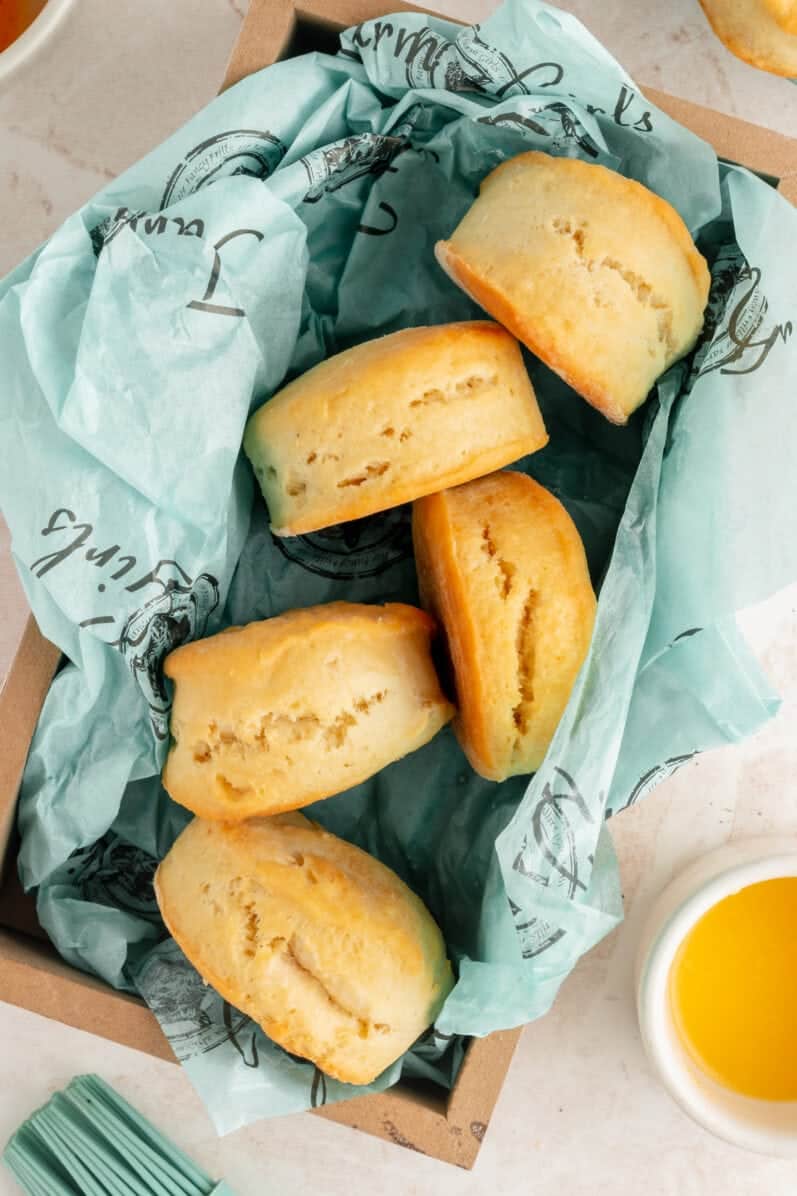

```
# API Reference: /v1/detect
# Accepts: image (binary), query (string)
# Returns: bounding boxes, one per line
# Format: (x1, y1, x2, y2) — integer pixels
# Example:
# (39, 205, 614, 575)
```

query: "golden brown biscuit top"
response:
(164, 601, 436, 681)
(160, 814, 448, 995)
(699, 0, 797, 75)
(479, 151, 708, 294)
(260, 321, 517, 419)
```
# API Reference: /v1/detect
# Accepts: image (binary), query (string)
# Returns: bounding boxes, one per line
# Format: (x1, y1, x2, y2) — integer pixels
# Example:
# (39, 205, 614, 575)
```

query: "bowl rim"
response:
(636, 839, 797, 1156)
(0, 0, 76, 84)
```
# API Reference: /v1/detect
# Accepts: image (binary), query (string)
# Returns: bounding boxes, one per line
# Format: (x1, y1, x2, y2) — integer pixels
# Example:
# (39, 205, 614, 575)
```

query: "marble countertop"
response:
(1, 2, 796, 1193)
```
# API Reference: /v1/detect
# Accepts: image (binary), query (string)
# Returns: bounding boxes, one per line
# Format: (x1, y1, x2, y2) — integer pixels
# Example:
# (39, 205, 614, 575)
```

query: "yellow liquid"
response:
(669, 877, 797, 1101)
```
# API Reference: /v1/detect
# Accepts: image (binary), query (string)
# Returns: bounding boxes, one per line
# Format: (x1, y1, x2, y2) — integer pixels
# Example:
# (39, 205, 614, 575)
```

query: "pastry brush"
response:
(3, 1074, 237, 1196)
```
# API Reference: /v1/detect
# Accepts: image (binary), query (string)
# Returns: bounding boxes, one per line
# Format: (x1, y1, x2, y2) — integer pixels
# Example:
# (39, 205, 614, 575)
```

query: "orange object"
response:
(413, 472, 596, 781)
(244, 322, 547, 537)
(669, 877, 797, 1100)
(0, 0, 46, 54)
(698, 0, 797, 78)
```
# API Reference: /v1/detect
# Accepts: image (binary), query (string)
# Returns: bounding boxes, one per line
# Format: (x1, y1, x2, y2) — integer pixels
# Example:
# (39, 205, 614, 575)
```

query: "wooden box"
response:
(1, 0, 795, 1169)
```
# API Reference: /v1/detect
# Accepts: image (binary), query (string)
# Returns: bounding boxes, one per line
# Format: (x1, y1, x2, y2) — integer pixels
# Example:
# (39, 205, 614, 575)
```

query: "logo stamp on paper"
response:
(618, 752, 697, 814)
(343, 20, 565, 95)
(137, 951, 233, 1061)
(161, 129, 286, 208)
(115, 567, 219, 740)
(29, 509, 221, 739)
(66, 833, 160, 922)
(272, 507, 413, 579)
(477, 101, 601, 158)
(90, 207, 207, 255)
(453, 24, 565, 96)
(298, 104, 425, 205)
(692, 247, 793, 380)
(508, 896, 567, 959)
(510, 766, 594, 958)
(525, 765, 592, 898)
(300, 132, 406, 204)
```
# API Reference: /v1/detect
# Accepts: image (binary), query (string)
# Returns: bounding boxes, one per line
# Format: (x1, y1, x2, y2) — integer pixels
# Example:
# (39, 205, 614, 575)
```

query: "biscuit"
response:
(413, 471, 596, 780)
(243, 322, 548, 535)
(698, 0, 797, 76)
(163, 602, 453, 820)
(155, 814, 455, 1084)
(435, 152, 710, 425)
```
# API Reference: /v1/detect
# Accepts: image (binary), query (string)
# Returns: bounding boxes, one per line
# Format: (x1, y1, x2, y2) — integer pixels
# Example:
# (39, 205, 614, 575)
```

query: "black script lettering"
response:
(110, 555, 137, 580)
(174, 217, 205, 238)
(494, 60, 564, 98)
(357, 201, 398, 236)
(613, 85, 652, 131)
(479, 110, 549, 136)
(31, 509, 93, 577)
(373, 20, 394, 50)
(79, 615, 116, 629)
(125, 558, 193, 594)
(700, 266, 794, 378)
(723, 320, 793, 375)
(100, 207, 141, 247)
(310, 1067, 327, 1108)
(223, 1003, 260, 1069)
(85, 544, 120, 568)
(187, 227, 264, 318)
(143, 215, 169, 236)
(394, 26, 446, 74)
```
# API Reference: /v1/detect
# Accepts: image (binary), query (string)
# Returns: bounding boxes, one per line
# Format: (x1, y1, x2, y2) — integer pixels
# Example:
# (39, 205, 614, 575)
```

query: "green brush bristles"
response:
(2, 1075, 237, 1196)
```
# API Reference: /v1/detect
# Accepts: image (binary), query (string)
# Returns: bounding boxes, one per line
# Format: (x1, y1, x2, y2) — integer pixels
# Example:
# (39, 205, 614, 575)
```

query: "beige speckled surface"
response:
(1, 2, 797, 1193)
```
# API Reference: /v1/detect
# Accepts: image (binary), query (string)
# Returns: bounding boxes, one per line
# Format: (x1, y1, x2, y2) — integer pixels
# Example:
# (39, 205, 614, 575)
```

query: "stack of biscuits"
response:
(155, 151, 710, 1083)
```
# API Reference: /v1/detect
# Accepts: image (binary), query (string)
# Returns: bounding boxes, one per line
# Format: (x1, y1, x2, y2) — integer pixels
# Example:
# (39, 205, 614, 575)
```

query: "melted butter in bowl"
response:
(637, 840, 797, 1155)
(669, 877, 797, 1102)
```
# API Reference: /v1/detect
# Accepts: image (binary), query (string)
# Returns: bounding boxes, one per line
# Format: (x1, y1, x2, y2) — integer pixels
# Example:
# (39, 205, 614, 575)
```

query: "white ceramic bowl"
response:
(636, 837, 797, 1156)
(0, 0, 74, 84)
